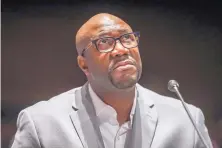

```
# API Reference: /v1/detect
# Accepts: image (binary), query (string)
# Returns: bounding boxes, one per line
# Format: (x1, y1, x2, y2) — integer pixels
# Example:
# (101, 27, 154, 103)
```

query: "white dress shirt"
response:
(88, 84, 137, 148)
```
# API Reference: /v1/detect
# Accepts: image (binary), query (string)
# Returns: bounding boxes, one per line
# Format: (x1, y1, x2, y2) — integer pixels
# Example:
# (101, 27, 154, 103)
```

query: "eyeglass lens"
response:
(96, 33, 139, 53)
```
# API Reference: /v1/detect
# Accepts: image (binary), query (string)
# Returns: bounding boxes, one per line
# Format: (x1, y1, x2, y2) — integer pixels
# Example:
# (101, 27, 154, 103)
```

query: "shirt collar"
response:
(88, 83, 137, 126)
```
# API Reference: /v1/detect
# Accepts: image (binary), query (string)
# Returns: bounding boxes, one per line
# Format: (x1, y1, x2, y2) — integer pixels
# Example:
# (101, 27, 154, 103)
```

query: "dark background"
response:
(2, 0, 222, 147)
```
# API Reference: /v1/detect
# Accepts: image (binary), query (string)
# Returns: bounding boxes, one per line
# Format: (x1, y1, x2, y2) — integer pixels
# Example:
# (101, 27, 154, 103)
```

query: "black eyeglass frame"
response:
(81, 31, 140, 56)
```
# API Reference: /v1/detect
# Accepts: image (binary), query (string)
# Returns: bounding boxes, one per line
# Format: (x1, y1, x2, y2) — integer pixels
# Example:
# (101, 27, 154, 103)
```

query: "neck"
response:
(90, 83, 136, 125)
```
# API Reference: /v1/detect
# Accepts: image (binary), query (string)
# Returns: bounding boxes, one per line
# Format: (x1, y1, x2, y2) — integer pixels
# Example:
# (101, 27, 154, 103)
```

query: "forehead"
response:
(90, 16, 132, 39)
(75, 14, 133, 55)
(100, 16, 118, 26)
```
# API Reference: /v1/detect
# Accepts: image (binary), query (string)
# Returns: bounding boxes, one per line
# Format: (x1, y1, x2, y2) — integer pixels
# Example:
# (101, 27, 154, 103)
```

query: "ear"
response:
(77, 55, 90, 77)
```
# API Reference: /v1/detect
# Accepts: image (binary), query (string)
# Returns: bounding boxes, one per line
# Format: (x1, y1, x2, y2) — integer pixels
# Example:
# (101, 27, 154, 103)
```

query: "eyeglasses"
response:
(81, 32, 140, 56)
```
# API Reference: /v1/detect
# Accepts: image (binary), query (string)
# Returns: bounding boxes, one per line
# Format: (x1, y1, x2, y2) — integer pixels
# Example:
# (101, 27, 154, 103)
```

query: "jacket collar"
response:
(71, 83, 155, 109)
(70, 82, 158, 148)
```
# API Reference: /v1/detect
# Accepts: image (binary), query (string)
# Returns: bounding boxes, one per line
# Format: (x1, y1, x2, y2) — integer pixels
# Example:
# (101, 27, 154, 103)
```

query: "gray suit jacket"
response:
(11, 83, 213, 148)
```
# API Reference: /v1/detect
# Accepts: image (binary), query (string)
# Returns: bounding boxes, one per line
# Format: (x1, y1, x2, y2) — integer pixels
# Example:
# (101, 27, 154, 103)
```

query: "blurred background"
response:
(1, 0, 222, 147)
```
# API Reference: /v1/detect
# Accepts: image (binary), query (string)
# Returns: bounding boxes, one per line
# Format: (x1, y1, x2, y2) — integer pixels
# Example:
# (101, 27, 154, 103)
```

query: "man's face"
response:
(80, 16, 142, 90)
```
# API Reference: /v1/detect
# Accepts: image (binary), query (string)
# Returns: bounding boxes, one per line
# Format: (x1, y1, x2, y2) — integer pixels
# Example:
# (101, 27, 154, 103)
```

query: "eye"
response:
(122, 34, 135, 42)
(97, 38, 114, 45)
(123, 34, 130, 40)
(101, 39, 107, 44)
(99, 38, 109, 44)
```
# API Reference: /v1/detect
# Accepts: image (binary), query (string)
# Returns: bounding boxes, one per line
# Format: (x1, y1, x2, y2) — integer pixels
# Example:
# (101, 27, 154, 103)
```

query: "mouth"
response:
(112, 60, 135, 71)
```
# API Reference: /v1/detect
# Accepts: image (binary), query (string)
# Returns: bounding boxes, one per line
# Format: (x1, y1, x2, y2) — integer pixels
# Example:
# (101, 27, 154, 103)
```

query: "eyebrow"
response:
(92, 29, 130, 39)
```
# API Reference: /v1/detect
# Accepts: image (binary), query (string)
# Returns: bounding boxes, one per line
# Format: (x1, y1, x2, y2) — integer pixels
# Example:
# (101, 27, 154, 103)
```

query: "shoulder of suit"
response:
(24, 86, 82, 116)
(137, 84, 199, 112)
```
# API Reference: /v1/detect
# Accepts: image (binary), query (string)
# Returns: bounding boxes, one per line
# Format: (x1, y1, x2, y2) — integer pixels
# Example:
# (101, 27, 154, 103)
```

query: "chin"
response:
(111, 77, 138, 89)
(109, 70, 141, 89)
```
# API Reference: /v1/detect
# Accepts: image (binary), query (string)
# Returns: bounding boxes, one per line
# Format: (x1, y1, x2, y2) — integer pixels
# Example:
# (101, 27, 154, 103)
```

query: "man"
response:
(11, 13, 213, 148)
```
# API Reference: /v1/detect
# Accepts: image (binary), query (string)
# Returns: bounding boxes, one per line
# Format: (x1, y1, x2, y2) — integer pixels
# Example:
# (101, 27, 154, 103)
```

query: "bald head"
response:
(75, 13, 133, 55)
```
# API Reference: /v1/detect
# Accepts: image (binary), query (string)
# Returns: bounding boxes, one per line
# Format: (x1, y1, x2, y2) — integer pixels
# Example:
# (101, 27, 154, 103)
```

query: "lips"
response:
(113, 60, 135, 70)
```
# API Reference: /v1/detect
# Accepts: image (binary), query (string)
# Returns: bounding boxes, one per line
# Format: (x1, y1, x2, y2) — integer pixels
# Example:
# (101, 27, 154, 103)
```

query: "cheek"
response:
(130, 48, 142, 65)
(88, 53, 110, 74)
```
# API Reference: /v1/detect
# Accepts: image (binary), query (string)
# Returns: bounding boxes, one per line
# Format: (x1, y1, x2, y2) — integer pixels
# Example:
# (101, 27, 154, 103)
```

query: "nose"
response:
(110, 40, 129, 57)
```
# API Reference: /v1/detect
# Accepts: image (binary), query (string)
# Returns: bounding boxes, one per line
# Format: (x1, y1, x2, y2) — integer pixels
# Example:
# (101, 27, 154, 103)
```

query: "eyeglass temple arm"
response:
(81, 48, 86, 56)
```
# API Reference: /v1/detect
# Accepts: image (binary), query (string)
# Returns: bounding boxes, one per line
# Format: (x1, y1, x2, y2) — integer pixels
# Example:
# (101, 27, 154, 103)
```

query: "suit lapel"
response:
(141, 101, 158, 148)
(69, 83, 105, 148)
(131, 84, 158, 148)
(69, 83, 158, 148)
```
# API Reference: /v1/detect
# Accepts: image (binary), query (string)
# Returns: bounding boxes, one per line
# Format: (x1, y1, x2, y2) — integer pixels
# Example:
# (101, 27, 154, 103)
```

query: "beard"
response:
(108, 66, 142, 89)
(88, 55, 142, 90)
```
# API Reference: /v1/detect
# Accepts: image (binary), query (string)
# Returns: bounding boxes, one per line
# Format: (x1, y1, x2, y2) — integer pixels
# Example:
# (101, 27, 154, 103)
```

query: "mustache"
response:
(109, 56, 137, 72)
